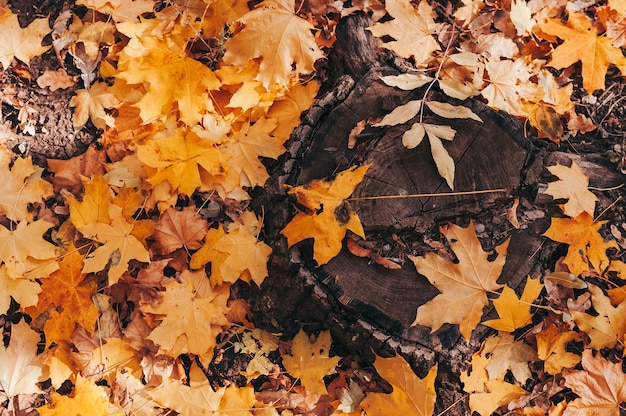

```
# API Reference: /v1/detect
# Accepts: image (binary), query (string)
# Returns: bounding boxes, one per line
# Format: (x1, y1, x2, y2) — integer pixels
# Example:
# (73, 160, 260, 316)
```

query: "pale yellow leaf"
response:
(379, 73, 433, 90)
(425, 101, 483, 122)
(373, 100, 422, 126)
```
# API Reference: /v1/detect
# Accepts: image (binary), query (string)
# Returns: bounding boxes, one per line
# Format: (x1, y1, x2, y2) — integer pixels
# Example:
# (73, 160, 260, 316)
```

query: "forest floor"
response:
(1, 0, 626, 416)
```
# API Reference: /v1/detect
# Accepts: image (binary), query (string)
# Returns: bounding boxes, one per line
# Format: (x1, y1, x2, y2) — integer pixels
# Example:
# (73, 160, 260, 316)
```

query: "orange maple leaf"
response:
(26, 247, 99, 346)
(69, 82, 118, 130)
(223, 0, 324, 88)
(281, 164, 371, 266)
(0, 9, 51, 68)
(151, 206, 208, 255)
(538, 7, 626, 92)
(536, 324, 581, 375)
(360, 354, 437, 416)
(215, 225, 272, 286)
(0, 265, 40, 313)
(563, 349, 626, 416)
(409, 221, 509, 339)
(543, 212, 617, 276)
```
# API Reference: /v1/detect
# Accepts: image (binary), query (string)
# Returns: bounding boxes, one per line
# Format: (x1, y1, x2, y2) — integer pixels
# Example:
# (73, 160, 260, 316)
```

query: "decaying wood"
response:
(256, 12, 624, 414)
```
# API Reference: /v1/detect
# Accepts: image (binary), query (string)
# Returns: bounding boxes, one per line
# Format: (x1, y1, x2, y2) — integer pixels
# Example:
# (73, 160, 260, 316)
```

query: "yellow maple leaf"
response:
(85, 337, 142, 381)
(571, 284, 626, 350)
(367, 0, 440, 65)
(116, 35, 221, 125)
(483, 276, 543, 332)
(81, 204, 150, 285)
(70, 82, 118, 130)
(199, 0, 251, 38)
(543, 212, 617, 276)
(189, 226, 230, 284)
(223, 117, 285, 188)
(281, 164, 370, 266)
(563, 349, 626, 416)
(38, 375, 108, 416)
(0, 265, 40, 313)
(282, 329, 339, 395)
(136, 127, 227, 196)
(66, 174, 112, 229)
(141, 280, 230, 356)
(544, 161, 598, 218)
(537, 7, 626, 93)
(360, 354, 437, 416)
(409, 221, 509, 339)
(536, 324, 581, 374)
(26, 247, 99, 346)
(223, 0, 323, 88)
(0, 147, 53, 222)
(0, 10, 51, 68)
(216, 226, 272, 286)
(0, 219, 58, 279)
(0, 321, 46, 405)
(483, 333, 537, 384)
(461, 344, 527, 416)
(267, 82, 320, 140)
(481, 58, 541, 116)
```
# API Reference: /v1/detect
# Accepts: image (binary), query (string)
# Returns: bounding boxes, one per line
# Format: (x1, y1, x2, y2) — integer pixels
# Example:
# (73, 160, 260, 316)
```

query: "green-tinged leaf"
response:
(379, 73, 433, 90)
(373, 100, 422, 126)
(426, 101, 483, 122)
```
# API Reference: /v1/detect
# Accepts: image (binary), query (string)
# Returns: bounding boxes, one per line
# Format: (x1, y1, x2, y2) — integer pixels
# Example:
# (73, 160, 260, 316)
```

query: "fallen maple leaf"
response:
(563, 349, 626, 416)
(367, 0, 440, 65)
(37, 375, 108, 416)
(66, 174, 112, 229)
(0, 147, 53, 222)
(0, 265, 40, 314)
(537, 7, 626, 92)
(216, 225, 272, 286)
(136, 127, 227, 196)
(409, 221, 510, 339)
(281, 164, 370, 265)
(461, 344, 527, 416)
(281, 329, 340, 395)
(151, 206, 208, 255)
(223, 0, 323, 88)
(0, 9, 51, 68)
(483, 276, 543, 332)
(543, 213, 617, 276)
(116, 34, 221, 126)
(222, 116, 285, 188)
(483, 333, 537, 384)
(544, 161, 598, 218)
(360, 354, 437, 416)
(70, 82, 118, 130)
(26, 246, 99, 346)
(536, 324, 582, 375)
(571, 284, 626, 350)
(141, 279, 230, 357)
(81, 204, 150, 285)
(0, 321, 46, 409)
(0, 219, 59, 279)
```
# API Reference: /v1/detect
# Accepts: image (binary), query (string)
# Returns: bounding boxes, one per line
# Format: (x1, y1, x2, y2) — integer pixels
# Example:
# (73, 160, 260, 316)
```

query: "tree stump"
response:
(250, 11, 625, 414)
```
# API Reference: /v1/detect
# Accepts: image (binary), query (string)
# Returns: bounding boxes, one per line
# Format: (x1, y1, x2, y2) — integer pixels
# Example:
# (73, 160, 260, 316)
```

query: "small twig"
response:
(348, 188, 507, 201)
